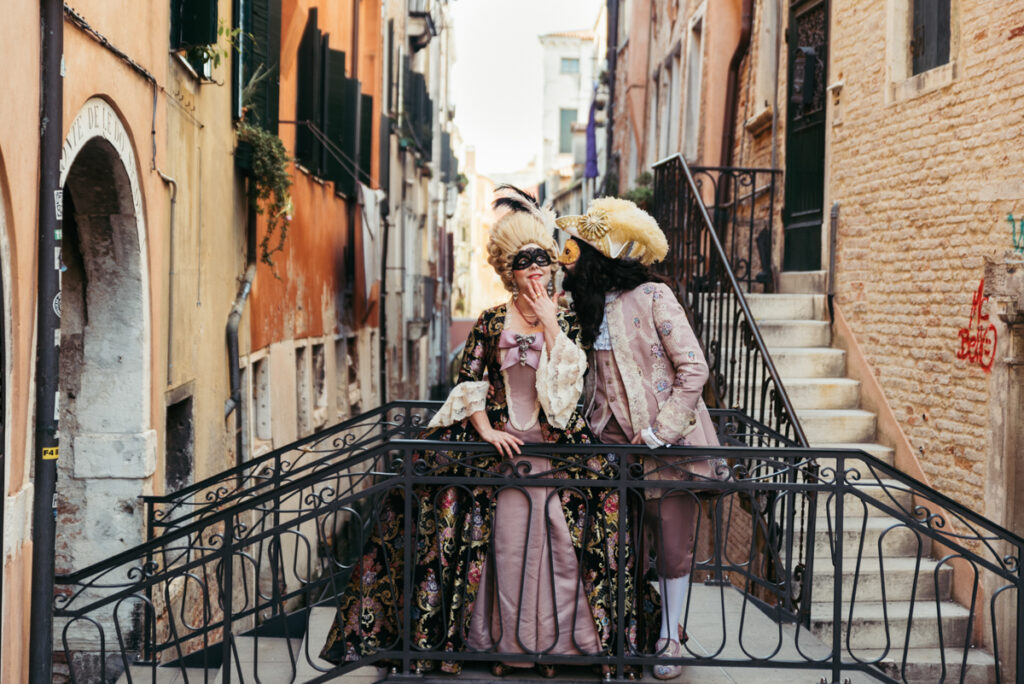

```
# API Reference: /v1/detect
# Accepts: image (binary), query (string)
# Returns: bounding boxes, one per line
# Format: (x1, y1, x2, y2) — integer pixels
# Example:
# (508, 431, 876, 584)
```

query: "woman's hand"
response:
(469, 410, 523, 458)
(480, 427, 524, 458)
(521, 279, 560, 343)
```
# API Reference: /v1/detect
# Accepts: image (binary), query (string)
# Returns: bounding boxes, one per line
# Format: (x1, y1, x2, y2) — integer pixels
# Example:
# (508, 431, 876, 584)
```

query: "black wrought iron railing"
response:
(690, 165, 782, 293)
(51, 404, 1022, 683)
(653, 155, 807, 448)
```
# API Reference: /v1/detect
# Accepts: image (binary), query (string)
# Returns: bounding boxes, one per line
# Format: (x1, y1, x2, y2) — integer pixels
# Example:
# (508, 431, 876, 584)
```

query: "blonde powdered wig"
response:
(486, 185, 558, 291)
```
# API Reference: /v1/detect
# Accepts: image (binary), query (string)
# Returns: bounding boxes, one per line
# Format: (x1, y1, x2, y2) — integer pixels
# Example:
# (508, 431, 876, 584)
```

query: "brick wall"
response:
(734, 0, 1024, 514)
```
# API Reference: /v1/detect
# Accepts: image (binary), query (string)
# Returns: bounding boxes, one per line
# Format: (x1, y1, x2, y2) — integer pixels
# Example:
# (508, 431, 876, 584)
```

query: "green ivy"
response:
(237, 120, 293, 270)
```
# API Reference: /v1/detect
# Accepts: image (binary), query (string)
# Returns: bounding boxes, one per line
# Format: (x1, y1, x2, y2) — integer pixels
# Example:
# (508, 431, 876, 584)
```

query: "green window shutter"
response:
(243, 0, 282, 131)
(359, 93, 373, 185)
(172, 0, 218, 49)
(379, 114, 391, 212)
(324, 51, 360, 197)
(295, 10, 322, 172)
(440, 131, 451, 182)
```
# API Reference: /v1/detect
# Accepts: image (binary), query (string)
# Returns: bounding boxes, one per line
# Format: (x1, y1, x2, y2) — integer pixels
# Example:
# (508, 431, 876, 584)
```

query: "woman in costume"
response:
(557, 197, 724, 681)
(321, 187, 654, 677)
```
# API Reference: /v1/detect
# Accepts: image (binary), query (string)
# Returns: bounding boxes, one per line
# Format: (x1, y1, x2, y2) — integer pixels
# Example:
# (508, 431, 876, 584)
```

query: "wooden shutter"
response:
(324, 49, 358, 196)
(295, 10, 322, 172)
(440, 131, 451, 182)
(243, 0, 282, 131)
(359, 93, 373, 186)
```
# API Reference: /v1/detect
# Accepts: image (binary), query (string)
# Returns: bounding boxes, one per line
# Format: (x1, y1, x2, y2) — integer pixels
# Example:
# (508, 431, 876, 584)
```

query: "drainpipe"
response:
(719, 0, 754, 168)
(225, 198, 257, 468)
(152, 84, 178, 386)
(605, 0, 619, 192)
(28, 0, 63, 681)
(379, 211, 389, 405)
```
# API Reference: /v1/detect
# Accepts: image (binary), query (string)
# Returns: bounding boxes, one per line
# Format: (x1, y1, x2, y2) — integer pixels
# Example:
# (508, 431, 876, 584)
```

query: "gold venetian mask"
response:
(558, 238, 581, 266)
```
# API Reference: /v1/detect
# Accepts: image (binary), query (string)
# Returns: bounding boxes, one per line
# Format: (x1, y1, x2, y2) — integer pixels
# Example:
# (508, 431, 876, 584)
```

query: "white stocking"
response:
(659, 574, 690, 641)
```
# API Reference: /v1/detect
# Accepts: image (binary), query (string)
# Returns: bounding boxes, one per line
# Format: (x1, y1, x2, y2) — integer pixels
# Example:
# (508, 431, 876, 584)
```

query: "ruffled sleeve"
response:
(427, 380, 491, 428)
(535, 318, 587, 430)
(427, 312, 492, 429)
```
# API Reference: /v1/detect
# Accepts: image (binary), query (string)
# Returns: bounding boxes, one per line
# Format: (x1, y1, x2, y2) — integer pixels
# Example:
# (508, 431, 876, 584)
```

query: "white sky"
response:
(450, 0, 602, 176)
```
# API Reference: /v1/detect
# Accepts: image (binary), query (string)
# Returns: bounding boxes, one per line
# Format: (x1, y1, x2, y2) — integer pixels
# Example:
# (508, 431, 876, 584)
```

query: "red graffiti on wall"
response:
(956, 279, 997, 373)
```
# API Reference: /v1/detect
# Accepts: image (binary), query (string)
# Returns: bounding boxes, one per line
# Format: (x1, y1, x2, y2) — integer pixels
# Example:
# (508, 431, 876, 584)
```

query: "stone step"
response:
(116, 666, 210, 684)
(813, 479, 914, 519)
(745, 293, 827, 321)
(766, 347, 846, 378)
(756, 319, 832, 348)
(814, 514, 924, 559)
(809, 556, 953, 603)
(295, 605, 349, 682)
(781, 377, 860, 410)
(860, 647, 997, 684)
(777, 270, 827, 294)
(810, 599, 972, 650)
(810, 443, 895, 468)
(214, 635, 298, 684)
(796, 408, 877, 444)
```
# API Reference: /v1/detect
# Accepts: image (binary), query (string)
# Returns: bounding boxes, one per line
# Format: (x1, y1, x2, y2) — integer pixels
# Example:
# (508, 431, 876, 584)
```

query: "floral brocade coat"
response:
(320, 303, 661, 672)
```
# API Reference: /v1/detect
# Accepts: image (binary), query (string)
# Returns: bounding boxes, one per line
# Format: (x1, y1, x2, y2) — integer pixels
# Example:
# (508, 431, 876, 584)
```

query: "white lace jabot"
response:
(592, 292, 621, 351)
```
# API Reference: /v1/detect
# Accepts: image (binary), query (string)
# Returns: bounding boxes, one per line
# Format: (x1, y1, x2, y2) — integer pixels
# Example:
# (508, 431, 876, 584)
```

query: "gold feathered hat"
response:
(555, 197, 668, 265)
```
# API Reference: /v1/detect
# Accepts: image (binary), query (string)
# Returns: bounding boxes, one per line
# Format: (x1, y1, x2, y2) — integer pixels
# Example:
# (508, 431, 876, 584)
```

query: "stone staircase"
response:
(116, 607, 374, 683)
(747, 271, 996, 683)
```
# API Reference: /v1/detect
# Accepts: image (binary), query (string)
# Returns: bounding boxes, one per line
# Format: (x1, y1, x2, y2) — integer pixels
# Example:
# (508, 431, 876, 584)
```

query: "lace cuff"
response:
(535, 332, 586, 430)
(427, 381, 490, 428)
(652, 403, 700, 445)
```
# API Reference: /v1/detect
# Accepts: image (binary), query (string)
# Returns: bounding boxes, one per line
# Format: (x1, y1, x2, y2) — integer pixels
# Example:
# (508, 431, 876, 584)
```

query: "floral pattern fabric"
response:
(320, 303, 660, 672)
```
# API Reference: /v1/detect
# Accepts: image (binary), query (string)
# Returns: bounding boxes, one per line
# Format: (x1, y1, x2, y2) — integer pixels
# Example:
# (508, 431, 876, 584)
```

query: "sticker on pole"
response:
(54, 189, 63, 221)
(42, 447, 59, 460)
(53, 292, 61, 318)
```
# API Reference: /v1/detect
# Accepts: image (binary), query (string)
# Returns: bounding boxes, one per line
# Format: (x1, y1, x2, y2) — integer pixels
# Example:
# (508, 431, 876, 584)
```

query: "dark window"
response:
(559, 108, 577, 154)
(171, 0, 217, 49)
(560, 57, 580, 74)
(165, 396, 194, 494)
(911, 0, 950, 75)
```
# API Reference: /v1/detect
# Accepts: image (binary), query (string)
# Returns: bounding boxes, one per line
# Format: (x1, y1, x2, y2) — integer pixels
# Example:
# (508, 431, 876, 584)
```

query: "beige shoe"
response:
(652, 638, 682, 680)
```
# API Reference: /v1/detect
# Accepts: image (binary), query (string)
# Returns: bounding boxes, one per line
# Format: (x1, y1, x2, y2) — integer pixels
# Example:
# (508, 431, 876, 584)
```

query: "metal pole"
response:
(28, 0, 64, 680)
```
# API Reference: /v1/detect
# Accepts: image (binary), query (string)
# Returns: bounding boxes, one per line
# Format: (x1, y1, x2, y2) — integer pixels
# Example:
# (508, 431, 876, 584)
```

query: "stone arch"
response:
(56, 98, 153, 573)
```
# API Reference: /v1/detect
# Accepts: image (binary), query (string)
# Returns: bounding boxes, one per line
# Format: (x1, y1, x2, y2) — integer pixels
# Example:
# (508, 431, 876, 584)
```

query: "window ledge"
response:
(744, 106, 773, 136)
(890, 60, 958, 104)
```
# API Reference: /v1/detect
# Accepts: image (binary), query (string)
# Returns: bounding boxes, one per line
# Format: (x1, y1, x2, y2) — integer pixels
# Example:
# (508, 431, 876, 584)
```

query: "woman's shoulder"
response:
(473, 303, 507, 332)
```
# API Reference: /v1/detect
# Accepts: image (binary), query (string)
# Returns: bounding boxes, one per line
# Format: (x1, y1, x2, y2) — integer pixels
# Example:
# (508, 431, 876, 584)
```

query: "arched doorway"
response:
(56, 98, 153, 574)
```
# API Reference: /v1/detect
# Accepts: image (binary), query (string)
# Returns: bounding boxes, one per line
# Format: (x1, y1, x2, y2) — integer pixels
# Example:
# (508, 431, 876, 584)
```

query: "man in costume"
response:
(557, 197, 723, 680)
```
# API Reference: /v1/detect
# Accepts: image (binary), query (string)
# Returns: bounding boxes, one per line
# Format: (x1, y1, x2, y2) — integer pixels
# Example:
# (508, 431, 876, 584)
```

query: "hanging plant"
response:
(236, 120, 293, 270)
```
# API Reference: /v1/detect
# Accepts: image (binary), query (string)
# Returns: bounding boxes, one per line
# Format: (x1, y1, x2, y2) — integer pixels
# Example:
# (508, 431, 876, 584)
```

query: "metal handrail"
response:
(652, 154, 808, 448)
(52, 419, 1023, 683)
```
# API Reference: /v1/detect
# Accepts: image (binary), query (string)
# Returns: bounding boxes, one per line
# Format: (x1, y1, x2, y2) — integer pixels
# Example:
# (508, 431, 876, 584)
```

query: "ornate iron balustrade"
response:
(52, 404, 1021, 683)
(689, 165, 783, 293)
(143, 401, 436, 535)
(652, 155, 807, 448)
